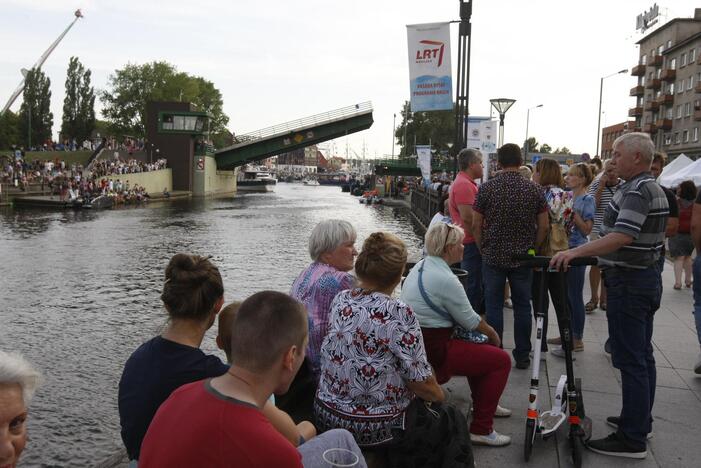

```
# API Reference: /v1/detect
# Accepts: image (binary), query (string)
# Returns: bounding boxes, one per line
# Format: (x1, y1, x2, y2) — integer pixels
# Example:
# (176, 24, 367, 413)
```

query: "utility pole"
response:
(453, 0, 473, 175)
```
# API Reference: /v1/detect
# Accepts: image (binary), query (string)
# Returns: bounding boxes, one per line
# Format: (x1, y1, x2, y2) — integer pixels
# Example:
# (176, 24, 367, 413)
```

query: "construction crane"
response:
(1, 9, 83, 115)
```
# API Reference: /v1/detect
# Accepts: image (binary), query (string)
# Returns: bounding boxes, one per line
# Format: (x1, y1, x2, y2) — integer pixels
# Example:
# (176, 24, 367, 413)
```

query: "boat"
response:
(359, 190, 383, 205)
(68, 194, 114, 210)
(237, 166, 277, 192)
(303, 178, 320, 186)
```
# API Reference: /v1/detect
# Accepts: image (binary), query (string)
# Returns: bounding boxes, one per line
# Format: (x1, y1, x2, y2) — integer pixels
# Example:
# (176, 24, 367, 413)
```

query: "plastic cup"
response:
(322, 448, 359, 467)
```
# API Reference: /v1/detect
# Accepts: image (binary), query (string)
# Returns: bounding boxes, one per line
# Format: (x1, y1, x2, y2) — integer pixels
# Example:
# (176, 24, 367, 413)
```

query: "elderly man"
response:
(551, 133, 669, 459)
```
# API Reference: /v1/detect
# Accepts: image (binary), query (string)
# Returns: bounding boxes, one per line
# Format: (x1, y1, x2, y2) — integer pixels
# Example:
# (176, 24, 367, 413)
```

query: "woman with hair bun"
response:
(315, 232, 474, 467)
(118, 253, 228, 463)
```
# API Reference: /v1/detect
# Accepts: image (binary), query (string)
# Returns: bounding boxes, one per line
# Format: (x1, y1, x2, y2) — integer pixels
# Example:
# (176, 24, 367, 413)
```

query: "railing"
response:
(410, 186, 444, 228)
(235, 102, 373, 143)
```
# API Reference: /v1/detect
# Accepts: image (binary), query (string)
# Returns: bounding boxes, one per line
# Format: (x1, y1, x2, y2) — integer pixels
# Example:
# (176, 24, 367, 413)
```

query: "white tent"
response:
(660, 156, 701, 187)
(657, 153, 692, 183)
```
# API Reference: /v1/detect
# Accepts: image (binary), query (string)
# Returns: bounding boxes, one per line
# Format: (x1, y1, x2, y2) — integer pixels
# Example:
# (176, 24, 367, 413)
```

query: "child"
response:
(216, 302, 316, 446)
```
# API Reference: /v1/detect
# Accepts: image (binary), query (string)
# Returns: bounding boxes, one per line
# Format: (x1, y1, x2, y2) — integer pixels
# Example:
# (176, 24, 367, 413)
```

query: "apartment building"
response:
(632, 9, 701, 159)
(601, 121, 636, 159)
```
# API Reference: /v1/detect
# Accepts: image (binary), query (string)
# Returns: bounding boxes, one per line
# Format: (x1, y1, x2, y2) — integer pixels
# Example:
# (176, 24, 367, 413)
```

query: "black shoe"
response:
(587, 432, 647, 459)
(606, 416, 653, 439)
(515, 358, 530, 369)
(604, 338, 612, 354)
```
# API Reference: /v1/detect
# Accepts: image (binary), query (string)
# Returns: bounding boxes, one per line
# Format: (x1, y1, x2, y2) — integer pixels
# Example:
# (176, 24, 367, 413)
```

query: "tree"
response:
(539, 143, 552, 154)
(524, 137, 538, 153)
(553, 146, 571, 155)
(0, 110, 21, 149)
(100, 61, 229, 138)
(394, 101, 455, 157)
(18, 68, 53, 148)
(61, 57, 95, 143)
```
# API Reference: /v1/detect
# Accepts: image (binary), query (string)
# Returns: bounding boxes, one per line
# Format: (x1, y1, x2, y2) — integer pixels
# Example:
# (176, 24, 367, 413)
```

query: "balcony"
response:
(695, 83, 701, 93)
(650, 55, 663, 66)
(660, 68, 676, 81)
(644, 100, 660, 111)
(629, 106, 643, 117)
(631, 64, 646, 76)
(657, 92, 674, 106)
(643, 123, 657, 133)
(695, 110, 701, 121)
(630, 85, 645, 96)
(645, 78, 662, 90)
(632, 126, 642, 132)
(655, 118, 673, 130)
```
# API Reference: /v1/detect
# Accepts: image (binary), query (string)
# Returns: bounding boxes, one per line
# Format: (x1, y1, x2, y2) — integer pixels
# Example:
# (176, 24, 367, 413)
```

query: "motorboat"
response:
(303, 178, 320, 186)
(237, 166, 277, 192)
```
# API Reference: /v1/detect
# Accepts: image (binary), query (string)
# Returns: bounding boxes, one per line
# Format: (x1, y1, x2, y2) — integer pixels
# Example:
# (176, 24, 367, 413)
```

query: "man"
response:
(139, 291, 365, 468)
(650, 151, 680, 275)
(472, 144, 549, 369)
(448, 148, 484, 312)
(586, 160, 621, 313)
(689, 182, 701, 374)
(551, 133, 669, 459)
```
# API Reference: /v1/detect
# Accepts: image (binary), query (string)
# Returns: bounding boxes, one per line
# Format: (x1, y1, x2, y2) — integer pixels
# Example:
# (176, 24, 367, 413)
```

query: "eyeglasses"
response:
(443, 224, 454, 249)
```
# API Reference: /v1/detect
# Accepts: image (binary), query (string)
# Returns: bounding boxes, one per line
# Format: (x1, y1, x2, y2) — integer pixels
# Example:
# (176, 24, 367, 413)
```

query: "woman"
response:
(551, 163, 595, 357)
(401, 222, 512, 447)
(670, 180, 697, 289)
(0, 351, 41, 468)
(532, 158, 572, 353)
(315, 232, 473, 467)
(118, 253, 228, 462)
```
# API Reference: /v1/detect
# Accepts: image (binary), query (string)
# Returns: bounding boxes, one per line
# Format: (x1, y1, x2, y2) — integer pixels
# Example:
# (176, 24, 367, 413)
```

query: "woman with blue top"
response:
(551, 163, 595, 357)
(401, 222, 513, 447)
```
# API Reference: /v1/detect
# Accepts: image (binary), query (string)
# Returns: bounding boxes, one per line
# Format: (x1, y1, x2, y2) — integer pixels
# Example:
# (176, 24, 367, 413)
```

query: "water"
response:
(0, 184, 423, 467)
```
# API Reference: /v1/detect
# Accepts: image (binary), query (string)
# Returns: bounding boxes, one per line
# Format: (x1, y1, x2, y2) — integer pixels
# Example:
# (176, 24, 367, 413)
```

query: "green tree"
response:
(524, 137, 538, 153)
(0, 110, 21, 149)
(100, 61, 229, 137)
(539, 143, 552, 154)
(61, 57, 96, 142)
(19, 68, 53, 148)
(554, 146, 571, 155)
(394, 101, 455, 157)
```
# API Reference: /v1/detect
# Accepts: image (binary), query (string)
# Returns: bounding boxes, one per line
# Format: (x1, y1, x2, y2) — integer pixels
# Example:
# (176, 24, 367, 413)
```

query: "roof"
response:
(663, 31, 701, 54)
(636, 18, 701, 45)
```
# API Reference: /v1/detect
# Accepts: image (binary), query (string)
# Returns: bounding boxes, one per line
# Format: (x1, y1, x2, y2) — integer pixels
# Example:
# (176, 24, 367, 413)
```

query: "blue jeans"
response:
(461, 243, 483, 313)
(604, 266, 661, 448)
(566, 265, 586, 340)
(483, 262, 533, 362)
(692, 257, 701, 347)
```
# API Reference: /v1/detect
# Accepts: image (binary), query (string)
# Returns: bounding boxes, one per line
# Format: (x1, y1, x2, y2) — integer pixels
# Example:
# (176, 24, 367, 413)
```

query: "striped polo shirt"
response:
(587, 177, 621, 234)
(599, 172, 669, 269)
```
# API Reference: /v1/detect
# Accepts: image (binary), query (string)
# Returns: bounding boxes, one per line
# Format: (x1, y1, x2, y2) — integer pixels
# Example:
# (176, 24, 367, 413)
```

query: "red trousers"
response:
(422, 327, 511, 435)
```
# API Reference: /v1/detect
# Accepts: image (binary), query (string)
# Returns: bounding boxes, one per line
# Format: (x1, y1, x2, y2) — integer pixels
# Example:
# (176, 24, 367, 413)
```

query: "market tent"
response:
(660, 156, 701, 187)
(657, 153, 692, 183)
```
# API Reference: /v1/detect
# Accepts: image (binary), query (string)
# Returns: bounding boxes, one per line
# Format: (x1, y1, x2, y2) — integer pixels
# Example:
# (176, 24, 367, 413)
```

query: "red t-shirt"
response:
(139, 380, 302, 468)
(449, 171, 478, 244)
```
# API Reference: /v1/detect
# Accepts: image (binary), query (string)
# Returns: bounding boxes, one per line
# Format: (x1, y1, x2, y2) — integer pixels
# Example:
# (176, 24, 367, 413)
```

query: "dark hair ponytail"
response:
(161, 253, 224, 321)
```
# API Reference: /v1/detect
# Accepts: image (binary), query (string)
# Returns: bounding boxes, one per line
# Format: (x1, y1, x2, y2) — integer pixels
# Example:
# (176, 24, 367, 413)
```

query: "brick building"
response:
(601, 121, 636, 159)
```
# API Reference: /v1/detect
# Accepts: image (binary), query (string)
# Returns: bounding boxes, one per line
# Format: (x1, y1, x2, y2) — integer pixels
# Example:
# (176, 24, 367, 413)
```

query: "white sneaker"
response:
(470, 430, 511, 446)
(494, 405, 512, 417)
(694, 353, 701, 375)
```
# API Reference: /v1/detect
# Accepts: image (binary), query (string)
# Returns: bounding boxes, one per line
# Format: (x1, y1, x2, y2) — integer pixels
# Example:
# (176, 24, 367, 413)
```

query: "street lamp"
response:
(596, 69, 628, 156)
(524, 104, 543, 159)
(490, 98, 516, 147)
(392, 113, 396, 160)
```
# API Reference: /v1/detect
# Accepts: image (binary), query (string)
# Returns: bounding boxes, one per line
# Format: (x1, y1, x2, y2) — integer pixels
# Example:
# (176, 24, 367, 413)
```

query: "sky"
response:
(0, 0, 697, 158)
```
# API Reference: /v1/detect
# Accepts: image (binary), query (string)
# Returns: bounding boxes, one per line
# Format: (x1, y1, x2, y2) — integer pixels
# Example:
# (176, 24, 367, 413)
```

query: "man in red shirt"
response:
(139, 291, 366, 468)
(449, 148, 485, 312)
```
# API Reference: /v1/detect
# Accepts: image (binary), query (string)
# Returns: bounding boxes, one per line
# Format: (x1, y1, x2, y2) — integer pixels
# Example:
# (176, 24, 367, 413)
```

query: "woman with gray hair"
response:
(401, 222, 513, 447)
(0, 350, 42, 468)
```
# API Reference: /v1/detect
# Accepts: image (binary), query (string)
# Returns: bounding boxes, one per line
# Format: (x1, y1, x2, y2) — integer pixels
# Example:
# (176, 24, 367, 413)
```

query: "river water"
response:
(0, 184, 423, 467)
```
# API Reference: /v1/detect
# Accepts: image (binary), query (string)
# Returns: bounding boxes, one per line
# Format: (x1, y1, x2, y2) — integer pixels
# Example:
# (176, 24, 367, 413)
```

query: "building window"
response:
(675, 132, 680, 144)
(684, 130, 689, 142)
(692, 49, 697, 62)
(642, 54, 648, 65)
(658, 44, 665, 55)
(689, 77, 694, 91)
(678, 81, 684, 94)
(686, 102, 692, 116)
(694, 127, 700, 142)
(671, 57, 677, 69)
(667, 108, 674, 119)
(681, 53, 687, 67)
(677, 105, 683, 118)
(667, 40, 673, 48)
(664, 134, 672, 145)
(670, 82, 675, 94)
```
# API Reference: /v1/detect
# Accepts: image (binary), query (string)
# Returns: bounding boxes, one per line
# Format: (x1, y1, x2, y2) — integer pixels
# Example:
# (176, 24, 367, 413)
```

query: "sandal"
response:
(686, 282, 693, 288)
(600, 303, 607, 311)
(674, 284, 682, 290)
(585, 300, 598, 313)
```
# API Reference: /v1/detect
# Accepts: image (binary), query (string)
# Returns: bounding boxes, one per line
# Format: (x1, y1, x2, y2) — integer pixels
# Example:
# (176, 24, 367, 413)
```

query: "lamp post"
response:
(392, 113, 396, 160)
(596, 68, 628, 156)
(490, 98, 516, 147)
(524, 104, 543, 159)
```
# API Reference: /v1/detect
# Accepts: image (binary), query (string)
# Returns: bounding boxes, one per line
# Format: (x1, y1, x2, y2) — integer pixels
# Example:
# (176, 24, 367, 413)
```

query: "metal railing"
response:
(410, 186, 444, 228)
(233, 101, 373, 145)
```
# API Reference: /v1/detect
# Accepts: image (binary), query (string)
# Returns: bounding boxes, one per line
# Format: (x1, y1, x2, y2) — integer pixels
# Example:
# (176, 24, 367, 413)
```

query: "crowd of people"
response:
(4, 132, 701, 467)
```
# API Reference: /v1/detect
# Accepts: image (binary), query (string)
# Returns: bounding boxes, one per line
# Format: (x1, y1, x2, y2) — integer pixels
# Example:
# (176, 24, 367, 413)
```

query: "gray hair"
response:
(425, 222, 464, 256)
(308, 219, 357, 261)
(613, 132, 654, 165)
(0, 351, 42, 405)
(457, 148, 482, 171)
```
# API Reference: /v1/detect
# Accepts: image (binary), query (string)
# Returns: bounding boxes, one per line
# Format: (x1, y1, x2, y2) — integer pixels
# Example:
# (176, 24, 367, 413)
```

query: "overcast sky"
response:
(1, 0, 697, 158)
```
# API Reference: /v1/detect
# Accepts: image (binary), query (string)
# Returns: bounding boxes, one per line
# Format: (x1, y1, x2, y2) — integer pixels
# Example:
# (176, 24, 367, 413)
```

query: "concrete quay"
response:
(448, 260, 701, 468)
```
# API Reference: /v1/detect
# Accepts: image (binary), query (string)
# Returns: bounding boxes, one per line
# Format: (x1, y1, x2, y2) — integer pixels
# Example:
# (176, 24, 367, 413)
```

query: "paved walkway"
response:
(443, 260, 701, 467)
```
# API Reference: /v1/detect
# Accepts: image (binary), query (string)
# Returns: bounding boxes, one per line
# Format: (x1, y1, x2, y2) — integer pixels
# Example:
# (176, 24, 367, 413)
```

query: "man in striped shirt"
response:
(551, 133, 668, 459)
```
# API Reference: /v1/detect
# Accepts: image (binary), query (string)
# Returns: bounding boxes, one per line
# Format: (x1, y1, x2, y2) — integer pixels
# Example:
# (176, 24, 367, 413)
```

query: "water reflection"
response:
(0, 184, 424, 466)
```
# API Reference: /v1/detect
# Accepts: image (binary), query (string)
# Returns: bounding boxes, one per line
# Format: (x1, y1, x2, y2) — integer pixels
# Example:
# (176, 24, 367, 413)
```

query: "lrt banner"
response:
(407, 22, 453, 112)
(416, 145, 432, 185)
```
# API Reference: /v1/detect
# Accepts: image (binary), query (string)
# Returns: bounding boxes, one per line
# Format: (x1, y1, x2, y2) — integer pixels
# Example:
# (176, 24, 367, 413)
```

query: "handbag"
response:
(540, 222, 569, 257)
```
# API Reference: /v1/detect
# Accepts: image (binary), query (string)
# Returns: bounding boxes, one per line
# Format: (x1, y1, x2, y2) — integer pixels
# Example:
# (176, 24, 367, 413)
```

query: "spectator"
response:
(670, 180, 696, 289)
(689, 185, 701, 374)
(650, 152, 679, 278)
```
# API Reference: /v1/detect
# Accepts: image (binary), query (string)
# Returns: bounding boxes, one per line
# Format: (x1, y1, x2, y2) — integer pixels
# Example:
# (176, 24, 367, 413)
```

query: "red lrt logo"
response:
(416, 40, 445, 66)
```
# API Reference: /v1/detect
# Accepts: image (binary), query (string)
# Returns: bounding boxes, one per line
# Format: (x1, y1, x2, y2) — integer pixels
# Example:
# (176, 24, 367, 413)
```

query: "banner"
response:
(407, 22, 453, 112)
(479, 120, 497, 156)
(416, 145, 432, 183)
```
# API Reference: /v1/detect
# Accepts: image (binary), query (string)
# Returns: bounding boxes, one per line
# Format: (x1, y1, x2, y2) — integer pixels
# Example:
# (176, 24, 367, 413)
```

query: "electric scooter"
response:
(514, 254, 596, 468)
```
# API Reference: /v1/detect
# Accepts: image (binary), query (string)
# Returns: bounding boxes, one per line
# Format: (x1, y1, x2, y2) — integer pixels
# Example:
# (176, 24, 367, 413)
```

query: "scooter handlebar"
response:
(512, 254, 598, 268)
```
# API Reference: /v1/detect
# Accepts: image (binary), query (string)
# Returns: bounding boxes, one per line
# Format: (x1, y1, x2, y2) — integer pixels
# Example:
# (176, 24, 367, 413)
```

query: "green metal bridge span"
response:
(215, 102, 373, 170)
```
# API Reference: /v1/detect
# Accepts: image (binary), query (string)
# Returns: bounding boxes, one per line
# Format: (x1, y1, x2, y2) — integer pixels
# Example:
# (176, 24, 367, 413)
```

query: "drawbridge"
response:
(215, 102, 373, 170)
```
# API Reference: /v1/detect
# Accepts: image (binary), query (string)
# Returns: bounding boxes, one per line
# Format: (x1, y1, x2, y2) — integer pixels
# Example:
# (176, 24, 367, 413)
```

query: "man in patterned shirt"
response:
(472, 143, 549, 369)
(551, 133, 669, 459)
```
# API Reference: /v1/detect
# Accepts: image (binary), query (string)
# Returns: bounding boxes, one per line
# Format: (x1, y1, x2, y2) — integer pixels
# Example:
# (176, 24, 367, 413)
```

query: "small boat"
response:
(237, 166, 277, 192)
(359, 189, 383, 205)
(303, 178, 320, 186)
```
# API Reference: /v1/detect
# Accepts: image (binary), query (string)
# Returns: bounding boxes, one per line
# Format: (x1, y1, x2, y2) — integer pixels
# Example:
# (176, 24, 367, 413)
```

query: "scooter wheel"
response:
(524, 418, 536, 461)
(571, 432, 584, 468)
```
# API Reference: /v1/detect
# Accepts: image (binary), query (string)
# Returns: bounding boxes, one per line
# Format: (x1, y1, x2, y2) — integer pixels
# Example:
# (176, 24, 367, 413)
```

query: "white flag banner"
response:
(406, 22, 453, 112)
(479, 120, 497, 156)
(416, 145, 432, 183)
